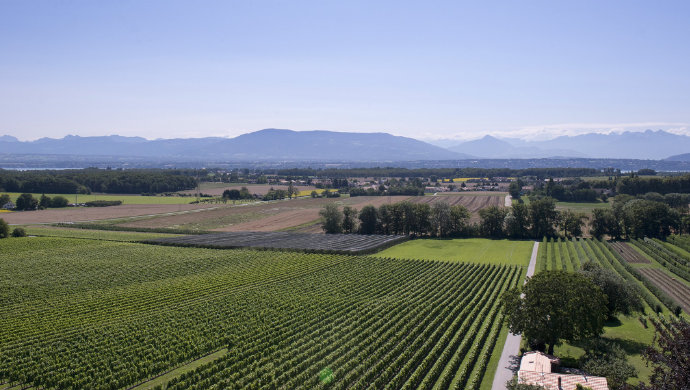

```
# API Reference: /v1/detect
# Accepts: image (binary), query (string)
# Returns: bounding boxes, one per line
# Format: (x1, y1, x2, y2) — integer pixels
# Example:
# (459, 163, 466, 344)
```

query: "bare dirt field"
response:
(609, 242, 651, 263)
(119, 196, 410, 232)
(0, 204, 217, 225)
(410, 193, 504, 223)
(179, 184, 317, 196)
(638, 268, 690, 313)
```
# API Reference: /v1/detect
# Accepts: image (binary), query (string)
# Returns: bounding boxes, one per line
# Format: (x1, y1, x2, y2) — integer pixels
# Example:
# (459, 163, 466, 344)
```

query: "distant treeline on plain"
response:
(0, 169, 198, 194)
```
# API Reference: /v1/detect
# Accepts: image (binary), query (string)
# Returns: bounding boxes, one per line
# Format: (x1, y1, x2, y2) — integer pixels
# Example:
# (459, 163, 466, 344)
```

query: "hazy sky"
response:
(1, 1, 689, 141)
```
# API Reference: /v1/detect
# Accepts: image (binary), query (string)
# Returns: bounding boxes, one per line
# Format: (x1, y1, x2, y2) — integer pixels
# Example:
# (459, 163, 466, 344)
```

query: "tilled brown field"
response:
(638, 268, 690, 313)
(609, 242, 651, 263)
(119, 196, 410, 231)
(410, 194, 504, 212)
(0, 203, 217, 225)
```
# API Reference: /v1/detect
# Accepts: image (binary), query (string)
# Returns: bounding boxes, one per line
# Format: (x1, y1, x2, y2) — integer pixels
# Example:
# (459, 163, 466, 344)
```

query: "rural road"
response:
(491, 241, 539, 390)
(504, 195, 512, 207)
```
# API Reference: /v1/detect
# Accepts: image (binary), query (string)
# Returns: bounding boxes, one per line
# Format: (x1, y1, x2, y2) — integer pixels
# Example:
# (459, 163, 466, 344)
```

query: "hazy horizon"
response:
(2, 1, 689, 141)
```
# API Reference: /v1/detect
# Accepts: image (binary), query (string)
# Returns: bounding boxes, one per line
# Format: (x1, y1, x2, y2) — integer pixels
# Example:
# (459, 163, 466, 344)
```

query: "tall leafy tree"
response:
(358, 205, 378, 234)
(0, 218, 8, 239)
(559, 210, 588, 238)
(341, 206, 357, 234)
(504, 203, 530, 239)
(479, 206, 507, 237)
(501, 270, 608, 354)
(639, 318, 690, 390)
(579, 262, 643, 318)
(319, 204, 343, 234)
(529, 197, 559, 238)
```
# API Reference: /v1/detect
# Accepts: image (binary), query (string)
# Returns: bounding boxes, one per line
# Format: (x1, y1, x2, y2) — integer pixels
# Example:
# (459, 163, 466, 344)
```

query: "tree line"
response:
(591, 194, 690, 238)
(0, 169, 197, 194)
(276, 167, 600, 179)
(320, 197, 591, 238)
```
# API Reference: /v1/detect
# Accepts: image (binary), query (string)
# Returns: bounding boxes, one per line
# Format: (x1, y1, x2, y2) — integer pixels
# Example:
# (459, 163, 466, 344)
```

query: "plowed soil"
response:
(120, 196, 410, 231)
(638, 268, 690, 313)
(609, 242, 651, 263)
(0, 203, 217, 225)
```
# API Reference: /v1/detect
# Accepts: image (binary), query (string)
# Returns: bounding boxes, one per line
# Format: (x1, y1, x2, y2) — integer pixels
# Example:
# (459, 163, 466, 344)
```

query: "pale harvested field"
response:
(179, 184, 317, 196)
(0, 204, 217, 225)
(119, 196, 410, 231)
(220, 196, 410, 232)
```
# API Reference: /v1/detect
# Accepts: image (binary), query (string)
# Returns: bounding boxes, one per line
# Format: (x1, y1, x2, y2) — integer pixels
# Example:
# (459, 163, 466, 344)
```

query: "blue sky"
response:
(1, 1, 689, 141)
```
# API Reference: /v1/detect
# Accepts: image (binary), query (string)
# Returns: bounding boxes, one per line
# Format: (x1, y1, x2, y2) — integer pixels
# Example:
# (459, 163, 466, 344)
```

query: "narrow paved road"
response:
(491, 241, 539, 390)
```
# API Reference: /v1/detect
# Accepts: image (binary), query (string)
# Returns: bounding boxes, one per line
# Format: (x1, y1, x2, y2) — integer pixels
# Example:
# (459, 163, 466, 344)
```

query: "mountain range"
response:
(0, 129, 468, 161)
(1, 129, 689, 161)
(439, 130, 690, 160)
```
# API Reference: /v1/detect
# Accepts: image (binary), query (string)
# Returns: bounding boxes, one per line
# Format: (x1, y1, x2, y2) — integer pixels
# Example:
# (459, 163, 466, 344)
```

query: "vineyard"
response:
(0, 237, 520, 389)
(537, 237, 689, 316)
(145, 231, 408, 254)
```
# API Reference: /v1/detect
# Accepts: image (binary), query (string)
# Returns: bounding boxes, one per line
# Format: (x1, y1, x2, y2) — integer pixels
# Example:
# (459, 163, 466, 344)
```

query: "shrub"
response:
(51, 196, 69, 208)
(11, 227, 26, 237)
(0, 218, 8, 238)
(84, 200, 123, 207)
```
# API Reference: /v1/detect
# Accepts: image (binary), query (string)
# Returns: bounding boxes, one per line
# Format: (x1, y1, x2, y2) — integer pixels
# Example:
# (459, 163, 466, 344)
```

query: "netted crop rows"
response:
(146, 231, 408, 254)
(0, 237, 519, 389)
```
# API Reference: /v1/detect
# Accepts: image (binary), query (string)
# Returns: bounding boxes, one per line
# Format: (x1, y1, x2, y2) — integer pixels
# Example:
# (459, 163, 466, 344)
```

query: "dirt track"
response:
(0, 204, 217, 225)
(609, 242, 651, 263)
(638, 268, 690, 313)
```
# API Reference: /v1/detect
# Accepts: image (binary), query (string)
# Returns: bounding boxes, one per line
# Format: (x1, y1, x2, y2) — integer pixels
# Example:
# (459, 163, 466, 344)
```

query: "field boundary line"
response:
(491, 241, 538, 390)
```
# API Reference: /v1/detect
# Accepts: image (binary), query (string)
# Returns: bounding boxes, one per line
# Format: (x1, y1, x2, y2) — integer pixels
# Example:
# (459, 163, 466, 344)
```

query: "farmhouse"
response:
(2, 201, 15, 210)
(517, 351, 609, 390)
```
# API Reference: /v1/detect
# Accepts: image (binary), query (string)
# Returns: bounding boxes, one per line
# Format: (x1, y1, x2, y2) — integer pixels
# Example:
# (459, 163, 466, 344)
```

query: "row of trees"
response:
(1, 193, 70, 210)
(591, 195, 690, 238)
(320, 198, 589, 238)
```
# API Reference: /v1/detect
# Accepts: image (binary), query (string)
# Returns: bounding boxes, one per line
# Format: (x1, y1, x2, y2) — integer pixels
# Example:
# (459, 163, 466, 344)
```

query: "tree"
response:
(11, 227, 26, 237)
(0, 193, 11, 206)
(15, 193, 38, 211)
(638, 317, 690, 390)
(430, 201, 453, 237)
(590, 209, 621, 239)
(0, 218, 8, 238)
(508, 181, 522, 199)
(358, 205, 379, 234)
(579, 339, 637, 389)
(479, 206, 507, 237)
(448, 205, 470, 237)
(501, 270, 608, 355)
(558, 210, 588, 238)
(529, 197, 559, 238)
(319, 204, 343, 234)
(222, 189, 241, 204)
(287, 182, 296, 199)
(505, 203, 530, 239)
(39, 194, 52, 209)
(51, 196, 69, 208)
(579, 262, 643, 318)
(342, 206, 357, 234)
(310, 190, 319, 198)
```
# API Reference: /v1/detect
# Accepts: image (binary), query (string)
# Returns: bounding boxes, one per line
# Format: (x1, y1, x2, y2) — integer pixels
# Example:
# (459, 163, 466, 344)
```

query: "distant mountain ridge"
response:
(443, 130, 690, 159)
(0, 129, 470, 161)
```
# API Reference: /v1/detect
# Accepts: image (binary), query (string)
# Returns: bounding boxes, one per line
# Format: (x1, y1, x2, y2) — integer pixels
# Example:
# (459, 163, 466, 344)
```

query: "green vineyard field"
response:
(0, 237, 520, 389)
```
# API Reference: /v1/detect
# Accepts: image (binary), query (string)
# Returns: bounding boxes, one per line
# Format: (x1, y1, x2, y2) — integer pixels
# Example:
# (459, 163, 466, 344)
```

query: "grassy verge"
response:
(131, 348, 229, 389)
(374, 238, 533, 266)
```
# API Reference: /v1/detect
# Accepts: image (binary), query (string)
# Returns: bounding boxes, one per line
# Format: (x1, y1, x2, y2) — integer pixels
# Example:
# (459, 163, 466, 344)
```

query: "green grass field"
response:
(555, 200, 611, 212)
(375, 238, 534, 266)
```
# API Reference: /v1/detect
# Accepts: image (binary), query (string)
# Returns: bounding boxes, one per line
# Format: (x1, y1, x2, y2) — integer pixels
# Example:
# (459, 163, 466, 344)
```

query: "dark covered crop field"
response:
(144, 231, 408, 254)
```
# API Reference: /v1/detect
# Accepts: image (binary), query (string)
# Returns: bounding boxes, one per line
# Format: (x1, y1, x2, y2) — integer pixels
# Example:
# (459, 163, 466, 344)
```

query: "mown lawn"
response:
(375, 238, 534, 266)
